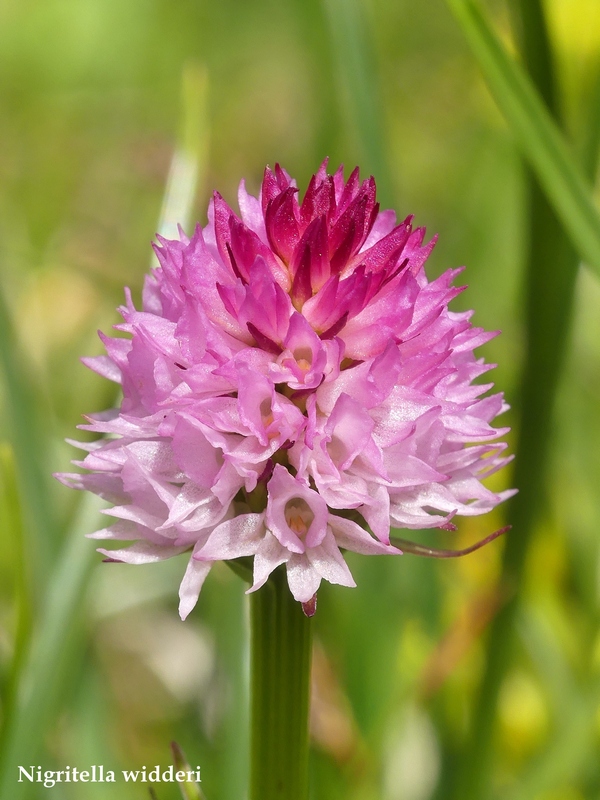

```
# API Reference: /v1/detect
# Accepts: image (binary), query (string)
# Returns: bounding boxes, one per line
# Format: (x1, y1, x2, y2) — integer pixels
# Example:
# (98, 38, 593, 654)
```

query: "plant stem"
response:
(249, 567, 312, 800)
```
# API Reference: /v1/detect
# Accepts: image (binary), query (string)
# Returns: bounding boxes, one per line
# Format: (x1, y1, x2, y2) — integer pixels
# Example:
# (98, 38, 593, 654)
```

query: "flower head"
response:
(58, 161, 515, 619)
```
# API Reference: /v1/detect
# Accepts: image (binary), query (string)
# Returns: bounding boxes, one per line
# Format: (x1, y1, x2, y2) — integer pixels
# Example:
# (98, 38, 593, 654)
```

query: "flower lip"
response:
(284, 498, 315, 538)
(266, 464, 329, 551)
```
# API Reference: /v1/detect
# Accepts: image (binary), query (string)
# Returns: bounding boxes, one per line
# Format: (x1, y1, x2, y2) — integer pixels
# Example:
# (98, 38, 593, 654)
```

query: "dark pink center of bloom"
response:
(213, 160, 425, 351)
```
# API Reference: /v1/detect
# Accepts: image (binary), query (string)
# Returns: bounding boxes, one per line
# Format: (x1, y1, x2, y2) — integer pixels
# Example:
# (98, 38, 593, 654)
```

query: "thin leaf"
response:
(156, 63, 210, 241)
(171, 742, 206, 800)
(0, 281, 58, 576)
(506, 610, 600, 800)
(444, 3, 600, 798)
(322, 0, 393, 206)
(0, 64, 212, 800)
(0, 445, 33, 753)
(0, 493, 102, 800)
(445, 0, 600, 278)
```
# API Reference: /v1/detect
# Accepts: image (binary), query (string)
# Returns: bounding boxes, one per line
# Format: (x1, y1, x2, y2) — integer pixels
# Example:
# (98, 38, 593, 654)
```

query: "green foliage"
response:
(446, 0, 600, 277)
(1, 1, 599, 798)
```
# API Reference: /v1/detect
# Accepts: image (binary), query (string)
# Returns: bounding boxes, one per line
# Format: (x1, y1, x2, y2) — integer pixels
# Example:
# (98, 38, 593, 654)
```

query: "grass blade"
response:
(444, 2, 600, 797)
(444, 0, 600, 278)
(0, 493, 102, 800)
(156, 63, 210, 241)
(0, 63, 211, 798)
(0, 445, 33, 751)
(0, 282, 58, 578)
(171, 742, 206, 800)
(322, 0, 393, 205)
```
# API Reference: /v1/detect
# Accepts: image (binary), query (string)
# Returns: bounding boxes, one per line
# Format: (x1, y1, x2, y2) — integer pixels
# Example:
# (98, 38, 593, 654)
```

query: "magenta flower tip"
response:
(58, 162, 514, 617)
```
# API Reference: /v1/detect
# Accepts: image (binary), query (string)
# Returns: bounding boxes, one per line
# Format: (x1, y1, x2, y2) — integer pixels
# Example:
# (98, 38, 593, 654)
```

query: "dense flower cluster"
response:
(58, 162, 514, 618)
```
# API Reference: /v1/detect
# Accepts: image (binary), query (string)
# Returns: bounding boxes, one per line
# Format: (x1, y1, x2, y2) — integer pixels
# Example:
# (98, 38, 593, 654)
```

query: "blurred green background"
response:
(1, 0, 600, 798)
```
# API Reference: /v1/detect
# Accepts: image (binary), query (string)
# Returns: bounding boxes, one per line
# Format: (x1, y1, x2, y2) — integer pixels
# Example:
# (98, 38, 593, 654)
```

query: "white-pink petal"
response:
(179, 554, 212, 620)
(196, 514, 265, 561)
(248, 532, 290, 594)
(97, 541, 187, 564)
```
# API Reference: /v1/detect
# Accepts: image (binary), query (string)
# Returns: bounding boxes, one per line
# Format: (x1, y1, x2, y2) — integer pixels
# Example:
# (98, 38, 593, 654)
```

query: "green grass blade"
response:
(0, 493, 102, 800)
(0, 282, 58, 577)
(0, 63, 211, 799)
(507, 0, 556, 110)
(444, 0, 600, 278)
(505, 610, 600, 800)
(321, 0, 393, 205)
(0, 445, 33, 750)
(156, 63, 210, 241)
(444, 2, 600, 797)
(506, 685, 600, 800)
(171, 742, 206, 800)
(581, 61, 600, 178)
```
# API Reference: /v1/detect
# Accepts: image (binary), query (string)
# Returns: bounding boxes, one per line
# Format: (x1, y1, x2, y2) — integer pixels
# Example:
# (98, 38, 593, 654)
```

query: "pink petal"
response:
(248, 532, 290, 593)
(97, 541, 187, 564)
(285, 555, 323, 603)
(306, 529, 356, 587)
(179, 554, 212, 620)
(196, 514, 265, 560)
(328, 515, 401, 555)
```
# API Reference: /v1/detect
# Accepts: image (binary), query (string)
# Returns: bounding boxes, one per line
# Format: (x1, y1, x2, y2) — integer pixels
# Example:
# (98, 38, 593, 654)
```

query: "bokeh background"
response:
(1, 0, 600, 798)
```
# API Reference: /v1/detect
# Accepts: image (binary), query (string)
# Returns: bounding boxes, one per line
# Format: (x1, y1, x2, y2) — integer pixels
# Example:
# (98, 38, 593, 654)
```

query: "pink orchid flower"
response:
(58, 161, 514, 619)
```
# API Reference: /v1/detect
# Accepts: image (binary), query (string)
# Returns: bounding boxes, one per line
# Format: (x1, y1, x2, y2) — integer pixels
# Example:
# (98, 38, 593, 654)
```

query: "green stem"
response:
(249, 567, 312, 800)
